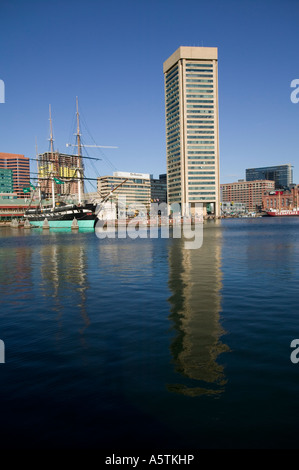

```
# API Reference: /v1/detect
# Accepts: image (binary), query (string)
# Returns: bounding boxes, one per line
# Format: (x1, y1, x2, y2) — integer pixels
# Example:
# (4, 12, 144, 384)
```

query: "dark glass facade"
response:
(0, 168, 13, 193)
(246, 165, 293, 189)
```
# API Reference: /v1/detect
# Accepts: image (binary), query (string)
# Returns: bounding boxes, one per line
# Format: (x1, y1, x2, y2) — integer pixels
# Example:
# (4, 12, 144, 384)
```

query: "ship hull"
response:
(24, 203, 97, 230)
(29, 219, 95, 229)
(266, 210, 299, 217)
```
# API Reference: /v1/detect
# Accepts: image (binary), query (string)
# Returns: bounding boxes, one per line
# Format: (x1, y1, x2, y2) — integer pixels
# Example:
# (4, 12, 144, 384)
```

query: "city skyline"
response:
(0, 0, 298, 190)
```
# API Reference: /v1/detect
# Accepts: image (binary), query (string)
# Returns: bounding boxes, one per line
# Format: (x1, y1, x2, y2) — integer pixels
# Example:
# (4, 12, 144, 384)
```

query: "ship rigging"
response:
(24, 98, 124, 229)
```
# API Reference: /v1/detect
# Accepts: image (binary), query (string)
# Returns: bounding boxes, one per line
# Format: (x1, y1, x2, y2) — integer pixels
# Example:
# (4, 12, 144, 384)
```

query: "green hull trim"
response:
(29, 219, 95, 230)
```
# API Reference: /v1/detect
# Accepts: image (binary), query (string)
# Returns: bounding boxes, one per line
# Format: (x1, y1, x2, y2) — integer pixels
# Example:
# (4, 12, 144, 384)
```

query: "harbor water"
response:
(0, 217, 299, 449)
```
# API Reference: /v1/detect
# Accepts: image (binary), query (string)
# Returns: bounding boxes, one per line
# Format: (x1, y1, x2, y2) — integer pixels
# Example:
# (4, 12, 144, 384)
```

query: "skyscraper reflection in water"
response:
(167, 220, 229, 396)
(38, 236, 90, 341)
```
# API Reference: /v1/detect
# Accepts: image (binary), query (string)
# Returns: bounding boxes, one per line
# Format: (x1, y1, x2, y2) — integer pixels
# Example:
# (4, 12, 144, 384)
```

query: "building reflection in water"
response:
(0, 242, 33, 303)
(97, 240, 154, 280)
(167, 221, 229, 397)
(38, 235, 90, 341)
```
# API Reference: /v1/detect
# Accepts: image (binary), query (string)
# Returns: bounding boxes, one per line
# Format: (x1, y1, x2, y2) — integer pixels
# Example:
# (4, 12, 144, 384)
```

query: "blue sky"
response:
(1, 0, 298, 191)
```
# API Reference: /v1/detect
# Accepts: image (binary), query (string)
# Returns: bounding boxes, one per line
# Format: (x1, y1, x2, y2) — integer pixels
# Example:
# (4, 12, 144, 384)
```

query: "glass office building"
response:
(0, 152, 30, 198)
(246, 164, 293, 189)
(0, 168, 13, 193)
(163, 47, 220, 217)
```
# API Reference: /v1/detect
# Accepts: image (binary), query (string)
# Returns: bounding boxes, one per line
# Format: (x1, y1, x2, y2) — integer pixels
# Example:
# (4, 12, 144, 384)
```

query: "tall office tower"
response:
(163, 47, 220, 217)
(0, 152, 30, 198)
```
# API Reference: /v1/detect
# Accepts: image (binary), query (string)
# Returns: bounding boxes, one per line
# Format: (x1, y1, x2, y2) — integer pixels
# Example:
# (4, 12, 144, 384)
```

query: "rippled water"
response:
(0, 217, 299, 449)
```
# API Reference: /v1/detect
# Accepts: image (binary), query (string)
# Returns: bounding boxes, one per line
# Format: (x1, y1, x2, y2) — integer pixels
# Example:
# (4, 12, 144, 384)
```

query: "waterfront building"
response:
(150, 174, 167, 203)
(163, 46, 220, 217)
(262, 185, 299, 211)
(0, 152, 30, 198)
(220, 201, 247, 216)
(0, 194, 33, 220)
(0, 168, 13, 193)
(97, 171, 151, 211)
(0, 192, 63, 221)
(246, 164, 293, 189)
(221, 180, 275, 212)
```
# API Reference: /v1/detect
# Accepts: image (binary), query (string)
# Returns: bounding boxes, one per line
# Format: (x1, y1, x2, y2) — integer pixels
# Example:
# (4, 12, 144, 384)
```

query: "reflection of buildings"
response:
(167, 221, 229, 396)
(39, 240, 90, 337)
(0, 241, 32, 296)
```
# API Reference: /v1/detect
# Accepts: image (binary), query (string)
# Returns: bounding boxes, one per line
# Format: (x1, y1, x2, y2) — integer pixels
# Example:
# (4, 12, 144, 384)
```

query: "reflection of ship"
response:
(167, 221, 229, 397)
(24, 98, 124, 230)
(39, 240, 91, 332)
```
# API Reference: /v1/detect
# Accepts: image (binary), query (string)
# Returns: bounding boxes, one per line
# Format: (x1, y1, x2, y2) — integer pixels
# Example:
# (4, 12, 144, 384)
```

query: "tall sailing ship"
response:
(24, 99, 120, 229)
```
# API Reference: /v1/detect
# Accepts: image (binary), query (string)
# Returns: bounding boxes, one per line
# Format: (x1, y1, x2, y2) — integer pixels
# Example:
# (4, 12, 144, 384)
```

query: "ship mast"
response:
(35, 137, 42, 208)
(49, 105, 56, 208)
(75, 96, 83, 204)
(49, 104, 55, 207)
(49, 104, 54, 155)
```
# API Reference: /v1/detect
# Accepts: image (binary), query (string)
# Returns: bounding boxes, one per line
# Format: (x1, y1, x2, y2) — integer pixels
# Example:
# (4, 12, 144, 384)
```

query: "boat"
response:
(265, 189, 299, 216)
(24, 99, 124, 230)
(266, 208, 299, 217)
(24, 201, 98, 229)
(24, 180, 127, 229)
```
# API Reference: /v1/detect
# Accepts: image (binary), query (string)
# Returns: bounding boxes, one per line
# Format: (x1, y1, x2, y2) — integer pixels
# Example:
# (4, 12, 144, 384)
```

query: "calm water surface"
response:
(0, 217, 299, 449)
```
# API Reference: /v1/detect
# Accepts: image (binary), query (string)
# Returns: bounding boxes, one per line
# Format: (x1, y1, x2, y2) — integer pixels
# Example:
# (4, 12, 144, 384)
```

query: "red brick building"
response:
(0, 152, 30, 198)
(262, 185, 299, 211)
(221, 179, 275, 212)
